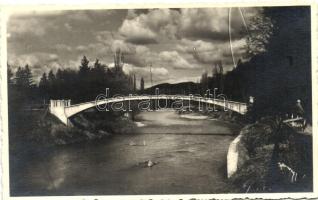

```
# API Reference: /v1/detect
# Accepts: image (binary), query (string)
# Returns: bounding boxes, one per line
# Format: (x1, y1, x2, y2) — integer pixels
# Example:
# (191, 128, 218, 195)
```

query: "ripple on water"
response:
(11, 110, 238, 195)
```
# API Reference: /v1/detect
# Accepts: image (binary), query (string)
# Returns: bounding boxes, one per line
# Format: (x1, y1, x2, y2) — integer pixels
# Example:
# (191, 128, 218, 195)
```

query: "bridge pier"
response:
(49, 99, 71, 126)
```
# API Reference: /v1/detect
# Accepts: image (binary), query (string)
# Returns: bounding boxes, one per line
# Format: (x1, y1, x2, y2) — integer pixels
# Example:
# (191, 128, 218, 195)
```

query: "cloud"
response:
(8, 17, 50, 37)
(121, 63, 170, 86)
(64, 23, 72, 31)
(118, 8, 259, 43)
(126, 9, 138, 19)
(76, 45, 86, 52)
(176, 38, 247, 71)
(123, 64, 168, 76)
(8, 10, 73, 38)
(54, 44, 72, 52)
(119, 18, 158, 44)
(95, 33, 156, 67)
(9, 52, 59, 66)
(159, 51, 196, 69)
(125, 37, 158, 45)
(95, 30, 115, 42)
(178, 8, 260, 41)
(119, 9, 180, 44)
(8, 52, 63, 81)
(177, 8, 231, 41)
(65, 11, 93, 23)
(7, 8, 261, 86)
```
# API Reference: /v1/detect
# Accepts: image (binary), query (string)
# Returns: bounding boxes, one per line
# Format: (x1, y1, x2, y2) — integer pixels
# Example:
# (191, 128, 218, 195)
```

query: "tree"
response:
(133, 74, 136, 92)
(7, 64, 14, 85)
(39, 72, 49, 101)
(128, 73, 133, 90)
(24, 65, 34, 87)
(39, 73, 48, 88)
(47, 70, 56, 98)
(200, 71, 208, 94)
(140, 77, 145, 92)
(92, 59, 105, 73)
(243, 7, 312, 121)
(212, 61, 224, 94)
(246, 12, 273, 56)
(48, 70, 56, 83)
(15, 65, 34, 89)
(56, 69, 63, 80)
(79, 56, 90, 75)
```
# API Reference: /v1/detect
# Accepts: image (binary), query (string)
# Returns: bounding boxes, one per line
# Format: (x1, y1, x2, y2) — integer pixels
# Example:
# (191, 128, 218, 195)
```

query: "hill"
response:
(143, 81, 200, 95)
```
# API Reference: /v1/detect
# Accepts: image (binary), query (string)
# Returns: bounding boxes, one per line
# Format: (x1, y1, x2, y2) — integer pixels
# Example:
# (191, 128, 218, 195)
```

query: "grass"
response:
(228, 117, 313, 193)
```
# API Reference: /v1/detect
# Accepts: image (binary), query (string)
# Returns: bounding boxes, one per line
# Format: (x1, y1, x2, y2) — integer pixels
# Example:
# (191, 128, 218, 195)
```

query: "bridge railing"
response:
(65, 95, 247, 110)
(50, 99, 71, 108)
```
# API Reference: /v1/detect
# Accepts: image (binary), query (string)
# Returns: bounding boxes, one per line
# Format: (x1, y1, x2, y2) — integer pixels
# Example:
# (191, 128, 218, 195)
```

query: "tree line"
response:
(8, 56, 146, 110)
(200, 7, 311, 122)
(7, 7, 312, 122)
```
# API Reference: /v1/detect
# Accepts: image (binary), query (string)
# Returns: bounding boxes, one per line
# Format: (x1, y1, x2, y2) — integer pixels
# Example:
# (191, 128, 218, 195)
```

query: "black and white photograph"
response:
(1, 3, 315, 198)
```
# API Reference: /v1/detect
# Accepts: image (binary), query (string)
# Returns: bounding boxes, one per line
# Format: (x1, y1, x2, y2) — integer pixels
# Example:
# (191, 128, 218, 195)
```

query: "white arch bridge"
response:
(49, 95, 247, 126)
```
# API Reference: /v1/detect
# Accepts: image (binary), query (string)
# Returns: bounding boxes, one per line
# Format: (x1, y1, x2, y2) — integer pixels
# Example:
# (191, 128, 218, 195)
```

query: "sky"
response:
(7, 7, 260, 87)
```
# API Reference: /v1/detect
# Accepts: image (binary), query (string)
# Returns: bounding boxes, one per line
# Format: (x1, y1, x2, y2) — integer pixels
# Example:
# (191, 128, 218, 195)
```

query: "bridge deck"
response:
(49, 95, 247, 125)
(66, 95, 246, 108)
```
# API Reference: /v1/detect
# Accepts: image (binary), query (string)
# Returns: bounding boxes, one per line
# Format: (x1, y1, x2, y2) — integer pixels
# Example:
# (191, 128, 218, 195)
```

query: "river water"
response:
(11, 110, 240, 196)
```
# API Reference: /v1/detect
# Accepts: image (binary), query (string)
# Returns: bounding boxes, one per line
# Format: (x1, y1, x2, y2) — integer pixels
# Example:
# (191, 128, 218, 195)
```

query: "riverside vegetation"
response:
(228, 117, 312, 192)
(8, 7, 312, 193)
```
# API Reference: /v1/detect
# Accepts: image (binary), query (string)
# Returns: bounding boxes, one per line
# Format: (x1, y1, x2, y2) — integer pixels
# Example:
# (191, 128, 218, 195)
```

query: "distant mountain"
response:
(143, 81, 200, 95)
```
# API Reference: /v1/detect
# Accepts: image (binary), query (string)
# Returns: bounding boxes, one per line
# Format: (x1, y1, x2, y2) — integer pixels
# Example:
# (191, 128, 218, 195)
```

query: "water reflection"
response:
(46, 152, 70, 190)
(11, 110, 239, 195)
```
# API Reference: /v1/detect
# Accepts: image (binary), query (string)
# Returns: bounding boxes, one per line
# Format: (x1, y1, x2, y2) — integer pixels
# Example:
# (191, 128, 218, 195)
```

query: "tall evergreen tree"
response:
(7, 64, 14, 85)
(93, 59, 104, 72)
(140, 77, 145, 92)
(24, 65, 34, 88)
(200, 71, 208, 94)
(15, 65, 34, 89)
(39, 72, 49, 101)
(39, 73, 48, 88)
(79, 56, 90, 75)
(47, 70, 56, 98)
(133, 74, 136, 91)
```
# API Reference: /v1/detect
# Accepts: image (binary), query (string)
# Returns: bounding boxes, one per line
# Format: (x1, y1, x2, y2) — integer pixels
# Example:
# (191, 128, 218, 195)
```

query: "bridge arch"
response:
(49, 95, 247, 125)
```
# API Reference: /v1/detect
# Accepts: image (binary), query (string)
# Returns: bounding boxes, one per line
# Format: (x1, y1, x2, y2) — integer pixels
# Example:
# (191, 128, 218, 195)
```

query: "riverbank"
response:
(9, 108, 138, 153)
(226, 117, 313, 192)
(10, 107, 312, 194)
(9, 107, 242, 152)
(10, 109, 238, 195)
(178, 106, 247, 129)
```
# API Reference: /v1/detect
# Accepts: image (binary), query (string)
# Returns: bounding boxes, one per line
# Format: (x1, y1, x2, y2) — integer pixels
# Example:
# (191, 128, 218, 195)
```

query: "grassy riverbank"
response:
(9, 108, 137, 154)
(227, 117, 312, 192)
(9, 106, 238, 152)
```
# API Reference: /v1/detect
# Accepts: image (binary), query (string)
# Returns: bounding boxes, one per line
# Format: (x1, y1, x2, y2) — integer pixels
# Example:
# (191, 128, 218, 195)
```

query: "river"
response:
(10, 110, 240, 196)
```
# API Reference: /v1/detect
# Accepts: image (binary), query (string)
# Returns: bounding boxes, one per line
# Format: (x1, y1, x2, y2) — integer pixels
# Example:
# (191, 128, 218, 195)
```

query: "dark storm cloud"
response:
(119, 8, 258, 43)
(125, 37, 158, 45)
(176, 8, 256, 42)
(8, 7, 260, 84)
(180, 28, 242, 41)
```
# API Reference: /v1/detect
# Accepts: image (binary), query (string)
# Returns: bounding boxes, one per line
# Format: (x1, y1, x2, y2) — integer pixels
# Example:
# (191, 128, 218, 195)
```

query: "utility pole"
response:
(133, 73, 136, 91)
(149, 62, 153, 87)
